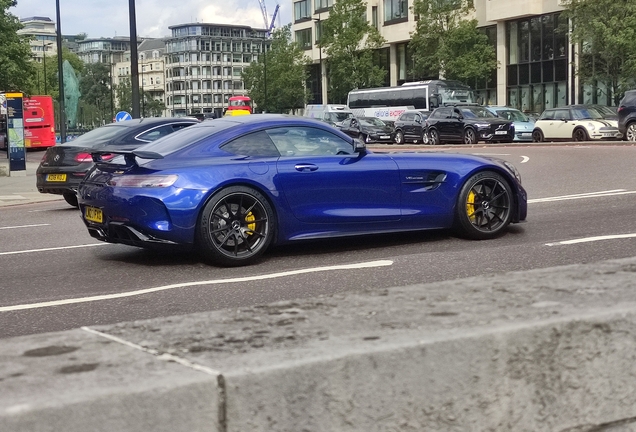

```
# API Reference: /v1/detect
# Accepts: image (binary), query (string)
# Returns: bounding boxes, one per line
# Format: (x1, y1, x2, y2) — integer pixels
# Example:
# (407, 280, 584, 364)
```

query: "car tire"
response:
(63, 192, 79, 208)
(625, 122, 636, 142)
(429, 129, 441, 145)
(572, 128, 589, 142)
(196, 186, 275, 267)
(394, 130, 404, 145)
(463, 128, 478, 144)
(454, 171, 513, 240)
(420, 131, 429, 145)
(532, 129, 544, 143)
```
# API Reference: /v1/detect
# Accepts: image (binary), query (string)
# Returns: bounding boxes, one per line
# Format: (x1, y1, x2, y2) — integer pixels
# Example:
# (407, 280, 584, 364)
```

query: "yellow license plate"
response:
(46, 173, 67, 182)
(85, 206, 103, 223)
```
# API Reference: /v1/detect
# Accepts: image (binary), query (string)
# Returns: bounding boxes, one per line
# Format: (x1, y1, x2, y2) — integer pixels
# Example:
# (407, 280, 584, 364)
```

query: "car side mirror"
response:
(353, 138, 366, 153)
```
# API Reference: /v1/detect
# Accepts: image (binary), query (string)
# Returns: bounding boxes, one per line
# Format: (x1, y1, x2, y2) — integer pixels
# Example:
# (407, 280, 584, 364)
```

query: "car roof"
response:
(111, 117, 199, 128)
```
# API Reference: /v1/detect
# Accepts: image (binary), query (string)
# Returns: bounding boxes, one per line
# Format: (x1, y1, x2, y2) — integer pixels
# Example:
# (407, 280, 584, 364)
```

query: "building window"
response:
(294, 0, 310, 22)
(315, 0, 333, 12)
(372, 6, 378, 29)
(295, 28, 312, 50)
(384, 0, 407, 22)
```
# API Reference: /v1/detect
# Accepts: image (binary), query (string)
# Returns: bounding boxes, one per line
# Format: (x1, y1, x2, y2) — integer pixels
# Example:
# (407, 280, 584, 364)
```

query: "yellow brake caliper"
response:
(245, 211, 256, 235)
(466, 190, 476, 222)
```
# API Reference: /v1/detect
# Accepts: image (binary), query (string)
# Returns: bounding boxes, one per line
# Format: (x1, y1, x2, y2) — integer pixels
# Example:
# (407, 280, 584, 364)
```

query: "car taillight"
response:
(108, 175, 178, 188)
(75, 153, 115, 163)
(617, 106, 625, 113)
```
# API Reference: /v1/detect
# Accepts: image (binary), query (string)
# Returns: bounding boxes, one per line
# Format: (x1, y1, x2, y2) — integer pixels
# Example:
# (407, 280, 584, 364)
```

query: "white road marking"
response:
(0, 243, 107, 256)
(546, 233, 636, 246)
(520, 156, 529, 163)
(0, 223, 51, 230)
(0, 260, 394, 312)
(529, 189, 636, 203)
(0, 195, 27, 200)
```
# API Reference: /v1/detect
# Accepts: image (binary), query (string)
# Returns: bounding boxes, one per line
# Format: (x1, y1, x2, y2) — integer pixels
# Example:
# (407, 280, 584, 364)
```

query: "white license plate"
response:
(380, 135, 390, 139)
(522, 132, 532, 136)
(495, 131, 508, 135)
(602, 133, 615, 137)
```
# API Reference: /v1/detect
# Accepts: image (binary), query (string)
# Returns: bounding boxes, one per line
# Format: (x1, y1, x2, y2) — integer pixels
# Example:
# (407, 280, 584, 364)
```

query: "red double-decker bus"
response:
(226, 96, 252, 115)
(23, 95, 56, 148)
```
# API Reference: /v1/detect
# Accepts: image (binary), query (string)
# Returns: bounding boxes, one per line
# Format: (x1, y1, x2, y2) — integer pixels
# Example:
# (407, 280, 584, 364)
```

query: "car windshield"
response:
(495, 109, 529, 122)
(326, 112, 352, 123)
(360, 117, 386, 127)
(438, 87, 476, 104)
(63, 124, 128, 147)
(460, 107, 497, 119)
(572, 107, 604, 120)
(593, 105, 617, 117)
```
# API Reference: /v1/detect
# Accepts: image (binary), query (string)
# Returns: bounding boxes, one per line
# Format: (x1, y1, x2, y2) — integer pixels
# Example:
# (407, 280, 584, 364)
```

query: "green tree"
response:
(242, 25, 311, 113)
(0, 0, 35, 92)
(79, 62, 113, 124)
(114, 77, 133, 114)
(141, 91, 166, 117)
(319, 0, 386, 103)
(562, 0, 636, 104)
(410, 0, 496, 84)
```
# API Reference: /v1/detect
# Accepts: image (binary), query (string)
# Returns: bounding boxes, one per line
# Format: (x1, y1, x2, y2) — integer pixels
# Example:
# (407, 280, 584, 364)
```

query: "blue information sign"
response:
(115, 111, 132, 122)
(6, 93, 26, 173)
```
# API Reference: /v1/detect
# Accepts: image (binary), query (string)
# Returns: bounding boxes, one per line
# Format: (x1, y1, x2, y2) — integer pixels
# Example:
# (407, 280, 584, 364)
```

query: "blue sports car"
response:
(78, 114, 527, 266)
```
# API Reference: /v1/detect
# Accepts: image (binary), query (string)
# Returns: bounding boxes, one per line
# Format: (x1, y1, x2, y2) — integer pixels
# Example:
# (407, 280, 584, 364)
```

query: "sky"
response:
(10, 0, 290, 39)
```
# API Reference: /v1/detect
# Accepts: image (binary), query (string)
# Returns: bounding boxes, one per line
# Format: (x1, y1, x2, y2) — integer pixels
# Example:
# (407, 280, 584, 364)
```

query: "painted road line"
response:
(546, 233, 636, 246)
(0, 260, 394, 312)
(529, 189, 636, 203)
(0, 243, 107, 256)
(520, 156, 529, 163)
(0, 223, 51, 230)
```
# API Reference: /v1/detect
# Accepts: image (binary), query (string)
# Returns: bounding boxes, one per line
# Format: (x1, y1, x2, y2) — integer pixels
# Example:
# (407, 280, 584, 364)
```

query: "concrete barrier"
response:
(4, 257, 636, 431)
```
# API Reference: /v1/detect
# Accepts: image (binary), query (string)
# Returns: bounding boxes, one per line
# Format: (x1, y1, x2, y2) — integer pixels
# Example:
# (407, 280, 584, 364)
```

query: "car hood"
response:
(364, 125, 393, 133)
(466, 118, 510, 126)
(512, 120, 535, 131)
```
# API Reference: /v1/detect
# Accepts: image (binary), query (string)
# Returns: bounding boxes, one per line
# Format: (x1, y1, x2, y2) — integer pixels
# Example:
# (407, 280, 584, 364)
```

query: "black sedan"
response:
(426, 105, 514, 144)
(36, 117, 198, 207)
(338, 117, 394, 143)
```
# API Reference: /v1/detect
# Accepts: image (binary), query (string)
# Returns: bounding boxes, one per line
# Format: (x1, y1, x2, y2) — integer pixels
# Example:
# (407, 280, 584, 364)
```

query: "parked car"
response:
(426, 105, 514, 145)
(36, 117, 199, 207)
(393, 110, 431, 144)
(78, 114, 527, 267)
(338, 116, 394, 143)
(532, 105, 622, 142)
(618, 90, 636, 141)
(485, 106, 535, 142)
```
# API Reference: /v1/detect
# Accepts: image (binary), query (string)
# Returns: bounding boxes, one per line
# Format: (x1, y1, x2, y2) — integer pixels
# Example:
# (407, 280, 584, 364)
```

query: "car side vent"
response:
(403, 171, 447, 190)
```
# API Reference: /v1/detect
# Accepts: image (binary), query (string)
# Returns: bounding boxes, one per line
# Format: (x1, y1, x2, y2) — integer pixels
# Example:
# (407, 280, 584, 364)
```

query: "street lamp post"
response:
(313, 14, 323, 104)
(128, 0, 140, 118)
(55, 0, 66, 143)
(42, 40, 48, 94)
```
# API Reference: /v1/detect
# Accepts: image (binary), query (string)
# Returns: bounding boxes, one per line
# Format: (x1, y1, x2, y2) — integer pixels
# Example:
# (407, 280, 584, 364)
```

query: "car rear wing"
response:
(91, 150, 164, 167)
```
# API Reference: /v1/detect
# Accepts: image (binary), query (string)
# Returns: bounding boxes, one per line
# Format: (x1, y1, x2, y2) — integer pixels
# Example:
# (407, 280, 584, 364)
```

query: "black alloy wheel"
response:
(429, 129, 441, 145)
(463, 128, 478, 144)
(532, 129, 544, 143)
(454, 171, 513, 240)
(63, 192, 79, 208)
(394, 130, 404, 145)
(572, 128, 589, 142)
(197, 186, 275, 266)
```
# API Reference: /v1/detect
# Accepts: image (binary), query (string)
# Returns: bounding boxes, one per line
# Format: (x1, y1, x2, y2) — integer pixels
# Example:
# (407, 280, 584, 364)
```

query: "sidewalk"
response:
(0, 157, 63, 207)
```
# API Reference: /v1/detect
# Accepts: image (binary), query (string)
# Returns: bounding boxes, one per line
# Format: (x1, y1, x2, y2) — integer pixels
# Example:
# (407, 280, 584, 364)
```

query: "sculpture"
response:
(62, 60, 81, 128)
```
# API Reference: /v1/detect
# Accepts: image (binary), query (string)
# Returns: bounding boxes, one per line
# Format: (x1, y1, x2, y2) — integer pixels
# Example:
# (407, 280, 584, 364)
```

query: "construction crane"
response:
(258, 0, 280, 37)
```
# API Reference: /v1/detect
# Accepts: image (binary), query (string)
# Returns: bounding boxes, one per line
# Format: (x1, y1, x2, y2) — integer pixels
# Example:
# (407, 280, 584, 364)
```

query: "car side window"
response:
(266, 126, 354, 157)
(540, 110, 555, 120)
(220, 130, 280, 157)
(136, 125, 177, 142)
(434, 108, 451, 119)
(554, 109, 569, 120)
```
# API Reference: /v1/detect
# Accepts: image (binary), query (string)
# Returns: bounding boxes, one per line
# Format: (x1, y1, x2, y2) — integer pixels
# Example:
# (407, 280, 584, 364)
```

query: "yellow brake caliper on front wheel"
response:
(245, 211, 256, 235)
(466, 190, 476, 222)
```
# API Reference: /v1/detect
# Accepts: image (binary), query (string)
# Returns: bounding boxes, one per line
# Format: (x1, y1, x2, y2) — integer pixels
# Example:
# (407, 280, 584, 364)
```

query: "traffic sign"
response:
(115, 111, 132, 122)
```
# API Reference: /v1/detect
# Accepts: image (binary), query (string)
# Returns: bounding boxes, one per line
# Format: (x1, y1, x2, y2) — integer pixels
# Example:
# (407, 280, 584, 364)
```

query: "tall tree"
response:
(114, 77, 133, 114)
(410, 0, 496, 84)
(141, 91, 166, 117)
(319, 0, 386, 103)
(242, 25, 311, 113)
(562, 0, 636, 104)
(0, 0, 35, 91)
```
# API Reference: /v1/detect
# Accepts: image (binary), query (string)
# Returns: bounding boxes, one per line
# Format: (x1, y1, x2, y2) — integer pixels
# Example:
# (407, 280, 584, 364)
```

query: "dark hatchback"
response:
(426, 105, 514, 145)
(618, 90, 636, 142)
(37, 117, 198, 207)
(393, 110, 430, 144)
(337, 116, 394, 143)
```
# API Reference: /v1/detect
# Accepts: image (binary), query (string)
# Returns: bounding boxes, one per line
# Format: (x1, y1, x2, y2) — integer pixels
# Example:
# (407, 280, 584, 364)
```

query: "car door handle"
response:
(295, 164, 318, 172)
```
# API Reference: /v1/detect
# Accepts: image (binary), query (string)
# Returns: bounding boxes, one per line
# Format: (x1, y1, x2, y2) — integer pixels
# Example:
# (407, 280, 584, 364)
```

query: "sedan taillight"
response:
(75, 153, 115, 163)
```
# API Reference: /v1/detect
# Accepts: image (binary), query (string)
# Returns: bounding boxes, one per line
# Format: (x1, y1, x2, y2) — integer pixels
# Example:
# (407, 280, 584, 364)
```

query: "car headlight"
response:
(474, 123, 491, 128)
(502, 161, 522, 185)
(586, 122, 596, 131)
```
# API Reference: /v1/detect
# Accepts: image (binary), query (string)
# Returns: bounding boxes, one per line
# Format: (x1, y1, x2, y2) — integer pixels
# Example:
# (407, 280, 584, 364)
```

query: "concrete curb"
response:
(3, 257, 636, 431)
